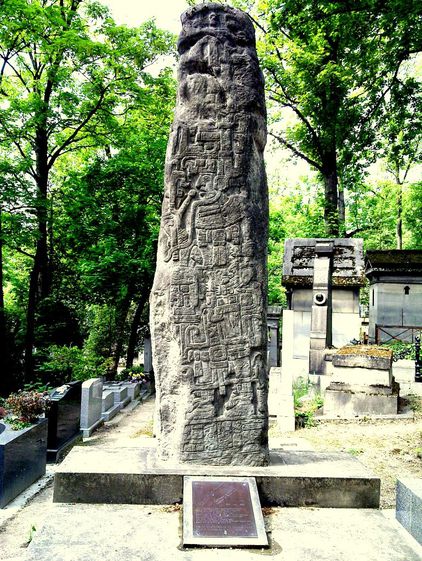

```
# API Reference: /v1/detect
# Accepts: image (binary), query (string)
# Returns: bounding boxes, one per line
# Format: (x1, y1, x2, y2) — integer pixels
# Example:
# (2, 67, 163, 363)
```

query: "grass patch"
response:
(131, 419, 154, 438)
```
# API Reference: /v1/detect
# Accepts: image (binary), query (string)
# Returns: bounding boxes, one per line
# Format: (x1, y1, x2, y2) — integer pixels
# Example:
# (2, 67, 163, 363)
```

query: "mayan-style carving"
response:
(150, 3, 269, 466)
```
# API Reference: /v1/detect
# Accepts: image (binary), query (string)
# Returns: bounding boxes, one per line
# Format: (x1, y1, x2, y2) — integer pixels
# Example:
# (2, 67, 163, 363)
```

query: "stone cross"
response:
(150, 3, 269, 466)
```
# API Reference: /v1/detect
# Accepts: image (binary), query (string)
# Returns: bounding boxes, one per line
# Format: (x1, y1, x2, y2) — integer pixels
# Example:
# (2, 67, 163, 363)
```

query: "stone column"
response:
(309, 241, 334, 374)
(150, 3, 269, 466)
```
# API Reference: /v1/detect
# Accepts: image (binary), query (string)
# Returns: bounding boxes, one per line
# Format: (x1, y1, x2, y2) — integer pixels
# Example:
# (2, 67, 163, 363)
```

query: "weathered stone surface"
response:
(80, 378, 103, 438)
(53, 447, 380, 508)
(282, 238, 365, 288)
(332, 346, 393, 371)
(150, 3, 268, 466)
(396, 478, 422, 545)
(323, 386, 399, 417)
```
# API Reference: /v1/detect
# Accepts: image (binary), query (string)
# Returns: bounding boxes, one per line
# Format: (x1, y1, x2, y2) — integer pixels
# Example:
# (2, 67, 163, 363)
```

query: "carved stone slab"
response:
(150, 3, 269, 466)
(282, 238, 365, 287)
(183, 476, 268, 547)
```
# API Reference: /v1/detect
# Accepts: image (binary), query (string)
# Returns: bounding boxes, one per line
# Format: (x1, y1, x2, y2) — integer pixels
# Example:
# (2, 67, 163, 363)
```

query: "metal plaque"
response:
(183, 476, 268, 547)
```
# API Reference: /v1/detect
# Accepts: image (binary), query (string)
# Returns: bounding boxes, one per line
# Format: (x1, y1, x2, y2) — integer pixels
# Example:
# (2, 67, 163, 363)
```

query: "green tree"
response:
(53, 72, 175, 374)
(235, 0, 421, 235)
(378, 71, 421, 248)
(0, 0, 174, 381)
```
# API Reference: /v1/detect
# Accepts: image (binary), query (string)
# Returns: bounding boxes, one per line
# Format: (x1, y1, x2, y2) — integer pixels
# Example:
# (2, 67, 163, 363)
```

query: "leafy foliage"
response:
(0, 0, 176, 392)
(5, 390, 50, 424)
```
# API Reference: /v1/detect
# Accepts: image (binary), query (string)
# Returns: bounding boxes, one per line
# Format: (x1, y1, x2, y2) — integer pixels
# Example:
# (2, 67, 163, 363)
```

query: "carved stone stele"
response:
(150, 3, 269, 466)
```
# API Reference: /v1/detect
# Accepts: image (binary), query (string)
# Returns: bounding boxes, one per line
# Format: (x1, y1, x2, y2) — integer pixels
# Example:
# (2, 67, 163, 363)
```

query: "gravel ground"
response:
(269, 397, 422, 509)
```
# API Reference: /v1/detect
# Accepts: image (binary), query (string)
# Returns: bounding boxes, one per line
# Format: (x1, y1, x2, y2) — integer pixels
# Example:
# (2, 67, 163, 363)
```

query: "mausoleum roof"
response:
(365, 250, 422, 278)
(282, 238, 365, 288)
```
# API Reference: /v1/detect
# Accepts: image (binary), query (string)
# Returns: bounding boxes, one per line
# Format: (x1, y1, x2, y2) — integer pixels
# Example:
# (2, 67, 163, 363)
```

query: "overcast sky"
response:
(101, 0, 189, 33)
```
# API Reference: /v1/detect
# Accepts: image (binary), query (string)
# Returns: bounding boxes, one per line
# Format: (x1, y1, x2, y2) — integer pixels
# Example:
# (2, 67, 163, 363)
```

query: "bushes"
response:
(293, 377, 323, 428)
(3, 390, 50, 429)
(116, 365, 151, 385)
(37, 345, 113, 385)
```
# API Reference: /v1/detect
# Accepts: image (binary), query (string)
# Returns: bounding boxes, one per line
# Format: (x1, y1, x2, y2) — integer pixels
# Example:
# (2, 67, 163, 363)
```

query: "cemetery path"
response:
(0, 396, 156, 561)
(1, 396, 421, 559)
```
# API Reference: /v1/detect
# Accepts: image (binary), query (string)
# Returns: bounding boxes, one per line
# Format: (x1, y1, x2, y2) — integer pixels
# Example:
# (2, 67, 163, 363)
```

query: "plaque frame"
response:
(183, 476, 268, 547)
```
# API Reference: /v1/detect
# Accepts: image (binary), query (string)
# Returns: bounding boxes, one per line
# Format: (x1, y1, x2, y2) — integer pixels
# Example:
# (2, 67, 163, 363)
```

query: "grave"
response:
(143, 335, 153, 376)
(0, 419, 47, 508)
(268, 367, 295, 432)
(102, 382, 131, 410)
(53, 446, 380, 508)
(282, 238, 364, 381)
(46, 381, 82, 462)
(120, 381, 141, 401)
(267, 306, 282, 368)
(324, 345, 398, 416)
(80, 378, 103, 438)
(365, 250, 422, 343)
(150, 2, 269, 467)
(51, 5, 382, 540)
(101, 390, 120, 422)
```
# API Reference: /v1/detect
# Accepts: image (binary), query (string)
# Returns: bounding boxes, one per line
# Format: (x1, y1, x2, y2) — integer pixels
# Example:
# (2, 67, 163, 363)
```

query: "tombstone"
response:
(365, 250, 422, 343)
(46, 380, 82, 462)
(268, 367, 295, 432)
(150, 3, 269, 466)
(101, 390, 120, 422)
(121, 381, 141, 401)
(80, 378, 104, 438)
(0, 419, 48, 507)
(267, 306, 282, 368)
(102, 382, 130, 410)
(324, 345, 398, 416)
(281, 238, 364, 380)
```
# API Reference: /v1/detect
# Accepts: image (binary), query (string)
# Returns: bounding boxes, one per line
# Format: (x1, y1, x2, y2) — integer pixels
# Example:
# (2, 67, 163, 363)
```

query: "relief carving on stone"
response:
(150, 3, 269, 466)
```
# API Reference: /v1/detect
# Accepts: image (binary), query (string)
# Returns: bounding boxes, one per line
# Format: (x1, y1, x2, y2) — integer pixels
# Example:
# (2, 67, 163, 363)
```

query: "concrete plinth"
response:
(53, 446, 380, 508)
(324, 385, 398, 417)
(23, 504, 422, 561)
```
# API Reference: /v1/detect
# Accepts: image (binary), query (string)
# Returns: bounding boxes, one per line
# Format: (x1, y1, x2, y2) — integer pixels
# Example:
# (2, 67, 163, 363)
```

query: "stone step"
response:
(53, 446, 380, 508)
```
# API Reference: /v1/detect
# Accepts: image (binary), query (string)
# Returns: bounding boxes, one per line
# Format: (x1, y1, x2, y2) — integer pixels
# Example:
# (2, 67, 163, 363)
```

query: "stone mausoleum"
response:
(365, 250, 422, 343)
(281, 238, 365, 380)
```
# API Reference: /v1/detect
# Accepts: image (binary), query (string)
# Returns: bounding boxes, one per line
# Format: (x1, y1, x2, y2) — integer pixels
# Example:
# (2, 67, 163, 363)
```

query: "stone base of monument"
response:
(323, 382, 399, 417)
(323, 345, 398, 417)
(53, 446, 380, 508)
(47, 432, 82, 464)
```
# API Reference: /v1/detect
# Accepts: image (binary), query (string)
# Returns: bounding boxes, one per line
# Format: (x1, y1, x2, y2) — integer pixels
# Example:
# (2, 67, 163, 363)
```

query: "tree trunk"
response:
(323, 165, 340, 236)
(24, 127, 51, 381)
(338, 181, 345, 234)
(396, 183, 403, 250)
(111, 291, 133, 376)
(0, 207, 8, 396)
(126, 292, 149, 368)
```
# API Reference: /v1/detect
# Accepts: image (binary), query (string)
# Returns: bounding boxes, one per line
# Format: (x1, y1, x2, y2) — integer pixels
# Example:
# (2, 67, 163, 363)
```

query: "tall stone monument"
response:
(150, 3, 269, 466)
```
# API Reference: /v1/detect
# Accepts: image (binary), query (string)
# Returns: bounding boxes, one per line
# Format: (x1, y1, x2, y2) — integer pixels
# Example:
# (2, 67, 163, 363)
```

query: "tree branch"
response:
(48, 88, 108, 168)
(269, 131, 323, 172)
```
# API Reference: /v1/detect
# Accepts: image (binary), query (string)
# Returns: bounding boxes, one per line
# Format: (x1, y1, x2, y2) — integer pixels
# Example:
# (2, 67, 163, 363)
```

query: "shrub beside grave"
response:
(0, 391, 49, 507)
